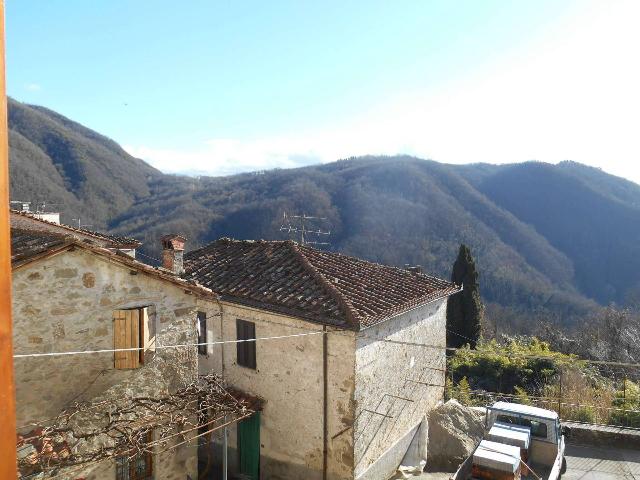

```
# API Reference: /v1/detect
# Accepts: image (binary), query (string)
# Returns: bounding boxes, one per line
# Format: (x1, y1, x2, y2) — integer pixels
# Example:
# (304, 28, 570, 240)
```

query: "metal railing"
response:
(456, 389, 640, 429)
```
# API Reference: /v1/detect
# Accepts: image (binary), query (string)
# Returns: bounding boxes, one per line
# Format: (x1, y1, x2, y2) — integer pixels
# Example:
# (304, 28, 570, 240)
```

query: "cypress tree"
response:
(446, 244, 483, 349)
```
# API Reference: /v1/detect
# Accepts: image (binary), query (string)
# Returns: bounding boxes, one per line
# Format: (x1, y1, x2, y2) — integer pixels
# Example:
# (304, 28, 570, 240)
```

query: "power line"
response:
(13, 330, 326, 359)
(135, 250, 161, 264)
(12, 312, 640, 369)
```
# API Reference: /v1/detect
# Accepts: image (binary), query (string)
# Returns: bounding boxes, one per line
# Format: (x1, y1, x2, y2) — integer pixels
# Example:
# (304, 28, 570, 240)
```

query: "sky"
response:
(6, 1, 640, 182)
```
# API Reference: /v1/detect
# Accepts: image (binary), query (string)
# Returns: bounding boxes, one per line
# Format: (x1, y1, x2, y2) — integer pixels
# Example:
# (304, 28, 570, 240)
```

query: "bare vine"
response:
(17, 374, 256, 478)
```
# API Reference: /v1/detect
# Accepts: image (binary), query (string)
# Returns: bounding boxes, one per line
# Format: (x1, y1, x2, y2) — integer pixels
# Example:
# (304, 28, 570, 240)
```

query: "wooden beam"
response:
(0, 1, 17, 478)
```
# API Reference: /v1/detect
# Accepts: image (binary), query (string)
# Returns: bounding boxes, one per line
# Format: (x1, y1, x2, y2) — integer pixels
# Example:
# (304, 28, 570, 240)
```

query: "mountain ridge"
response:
(10, 98, 640, 331)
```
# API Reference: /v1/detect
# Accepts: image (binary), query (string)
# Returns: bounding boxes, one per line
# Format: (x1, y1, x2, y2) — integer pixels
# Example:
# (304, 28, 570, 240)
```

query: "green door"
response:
(238, 412, 260, 479)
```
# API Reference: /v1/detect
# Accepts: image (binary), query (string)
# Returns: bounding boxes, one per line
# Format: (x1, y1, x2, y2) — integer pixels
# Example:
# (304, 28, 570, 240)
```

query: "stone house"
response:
(183, 238, 461, 480)
(11, 228, 228, 480)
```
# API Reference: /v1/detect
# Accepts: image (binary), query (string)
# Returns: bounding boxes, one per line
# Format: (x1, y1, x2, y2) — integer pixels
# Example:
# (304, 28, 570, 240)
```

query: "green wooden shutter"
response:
(238, 412, 260, 480)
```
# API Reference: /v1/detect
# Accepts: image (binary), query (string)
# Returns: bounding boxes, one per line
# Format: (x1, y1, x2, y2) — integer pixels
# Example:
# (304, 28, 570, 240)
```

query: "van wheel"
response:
(561, 456, 567, 474)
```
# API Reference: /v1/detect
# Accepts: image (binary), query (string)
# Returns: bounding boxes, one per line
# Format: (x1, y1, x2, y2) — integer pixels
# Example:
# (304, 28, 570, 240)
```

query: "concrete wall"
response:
(12, 248, 199, 480)
(353, 298, 447, 480)
(197, 299, 357, 480)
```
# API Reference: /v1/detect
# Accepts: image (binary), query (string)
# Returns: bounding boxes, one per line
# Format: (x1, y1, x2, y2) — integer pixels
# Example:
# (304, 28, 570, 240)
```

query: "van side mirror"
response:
(561, 425, 571, 437)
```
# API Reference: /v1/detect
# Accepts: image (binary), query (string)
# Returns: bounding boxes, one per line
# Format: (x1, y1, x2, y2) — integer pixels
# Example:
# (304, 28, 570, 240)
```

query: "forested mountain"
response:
(8, 98, 161, 227)
(9, 98, 640, 330)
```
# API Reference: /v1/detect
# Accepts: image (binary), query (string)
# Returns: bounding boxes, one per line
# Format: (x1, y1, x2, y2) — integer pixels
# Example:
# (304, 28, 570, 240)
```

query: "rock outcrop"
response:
(427, 400, 485, 471)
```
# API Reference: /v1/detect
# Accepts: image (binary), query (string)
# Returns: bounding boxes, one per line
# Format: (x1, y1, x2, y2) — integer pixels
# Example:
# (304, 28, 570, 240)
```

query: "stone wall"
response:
(12, 248, 199, 479)
(353, 298, 448, 480)
(197, 299, 357, 480)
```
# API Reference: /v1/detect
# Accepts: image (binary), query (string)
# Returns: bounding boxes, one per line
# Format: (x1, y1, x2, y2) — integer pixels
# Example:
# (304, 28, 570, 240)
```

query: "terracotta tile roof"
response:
(10, 228, 216, 299)
(184, 238, 460, 330)
(11, 228, 72, 265)
(10, 210, 141, 248)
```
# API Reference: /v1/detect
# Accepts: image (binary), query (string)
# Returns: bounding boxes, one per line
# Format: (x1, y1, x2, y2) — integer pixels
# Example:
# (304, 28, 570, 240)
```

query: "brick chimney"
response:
(161, 234, 186, 275)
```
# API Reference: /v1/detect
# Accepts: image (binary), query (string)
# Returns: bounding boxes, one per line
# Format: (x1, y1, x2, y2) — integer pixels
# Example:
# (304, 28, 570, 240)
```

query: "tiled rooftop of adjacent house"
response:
(10, 228, 71, 265)
(10, 210, 142, 248)
(10, 228, 216, 298)
(184, 238, 460, 330)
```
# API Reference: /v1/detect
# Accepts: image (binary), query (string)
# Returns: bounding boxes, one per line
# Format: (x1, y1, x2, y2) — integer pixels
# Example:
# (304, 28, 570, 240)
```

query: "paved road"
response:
(416, 444, 640, 480)
(563, 444, 640, 479)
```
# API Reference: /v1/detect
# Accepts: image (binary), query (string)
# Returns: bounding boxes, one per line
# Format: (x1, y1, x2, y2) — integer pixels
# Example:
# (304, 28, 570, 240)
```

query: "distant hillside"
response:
(474, 161, 640, 305)
(111, 157, 605, 328)
(11, 99, 640, 330)
(8, 98, 160, 228)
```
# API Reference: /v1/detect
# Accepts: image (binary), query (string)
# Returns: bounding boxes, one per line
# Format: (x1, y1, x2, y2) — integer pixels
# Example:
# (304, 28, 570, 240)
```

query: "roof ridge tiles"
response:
(289, 242, 361, 329)
(299, 242, 451, 284)
(184, 238, 460, 330)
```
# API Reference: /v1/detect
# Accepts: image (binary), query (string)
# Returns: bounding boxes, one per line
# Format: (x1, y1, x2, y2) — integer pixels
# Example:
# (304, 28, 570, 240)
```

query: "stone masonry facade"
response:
(13, 247, 200, 480)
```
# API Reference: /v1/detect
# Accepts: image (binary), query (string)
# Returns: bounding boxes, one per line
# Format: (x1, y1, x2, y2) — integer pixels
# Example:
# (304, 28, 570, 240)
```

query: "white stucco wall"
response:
(12, 248, 200, 480)
(353, 298, 448, 480)
(197, 299, 357, 480)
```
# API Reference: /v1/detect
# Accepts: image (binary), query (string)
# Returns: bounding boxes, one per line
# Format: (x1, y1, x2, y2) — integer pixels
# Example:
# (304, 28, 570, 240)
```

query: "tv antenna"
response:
(72, 218, 93, 229)
(280, 212, 331, 246)
(31, 200, 61, 213)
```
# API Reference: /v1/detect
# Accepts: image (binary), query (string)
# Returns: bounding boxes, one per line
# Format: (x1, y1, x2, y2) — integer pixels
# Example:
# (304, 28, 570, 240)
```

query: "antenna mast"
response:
(280, 211, 331, 246)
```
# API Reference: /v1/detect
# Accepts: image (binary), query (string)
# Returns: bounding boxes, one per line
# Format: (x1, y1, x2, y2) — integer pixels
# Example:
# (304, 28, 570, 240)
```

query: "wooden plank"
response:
(114, 309, 142, 369)
(123, 310, 130, 368)
(130, 309, 139, 369)
(0, 1, 17, 477)
(125, 310, 133, 369)
(113, 310, 127, 369)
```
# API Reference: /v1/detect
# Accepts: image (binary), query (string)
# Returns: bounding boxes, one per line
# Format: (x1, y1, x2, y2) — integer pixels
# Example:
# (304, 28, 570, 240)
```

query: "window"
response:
(236, 319, 256, 369)
(113, 307, 150, 369)
(197, 311, 207, 356)
(497, 414, 548, 438)
(115, 432, 153, 480)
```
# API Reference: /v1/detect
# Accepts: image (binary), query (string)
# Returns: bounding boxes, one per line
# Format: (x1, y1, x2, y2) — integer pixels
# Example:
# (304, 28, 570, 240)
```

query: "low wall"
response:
(565, 421, 640, 449)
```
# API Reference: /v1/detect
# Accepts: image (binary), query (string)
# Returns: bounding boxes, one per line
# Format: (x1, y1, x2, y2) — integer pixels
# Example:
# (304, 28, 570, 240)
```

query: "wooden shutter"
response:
(113, 309, 141, 369)
(236, 319, 256, 369)
(246, 321, 256, 368)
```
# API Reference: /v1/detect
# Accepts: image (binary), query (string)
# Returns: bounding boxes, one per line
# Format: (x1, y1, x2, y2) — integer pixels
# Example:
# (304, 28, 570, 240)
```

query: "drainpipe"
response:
(223, 418, 228, 480)
(216, 297, 227, 480)
(323, 325, 328, 480)
(215, 297, 225, 380)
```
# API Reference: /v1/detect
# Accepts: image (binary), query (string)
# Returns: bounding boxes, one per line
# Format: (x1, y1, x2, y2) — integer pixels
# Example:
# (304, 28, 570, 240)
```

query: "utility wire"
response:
(13, 318, 640, 369)
(135, 250, 161, 264)
(13, 330, 325, 359)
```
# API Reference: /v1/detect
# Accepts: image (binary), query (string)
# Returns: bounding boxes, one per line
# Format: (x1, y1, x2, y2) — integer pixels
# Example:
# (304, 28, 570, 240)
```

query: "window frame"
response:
(496, 414, 549, 439)
(236, 319, 256, 369)
(115, 431, 153, 480)
(197, 311, 207, 356)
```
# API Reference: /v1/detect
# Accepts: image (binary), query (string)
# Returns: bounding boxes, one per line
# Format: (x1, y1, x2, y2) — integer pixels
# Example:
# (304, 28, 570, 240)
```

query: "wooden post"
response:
(557, 373, 562, 419)
(623, 375, 627, 427)
(0, 1, 17, 478)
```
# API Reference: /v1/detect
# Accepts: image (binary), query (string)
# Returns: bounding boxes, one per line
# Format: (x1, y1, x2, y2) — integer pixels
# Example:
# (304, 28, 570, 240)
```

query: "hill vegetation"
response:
(447, 336, 639, 427)
(8, 98, 160, 227)
(9, 98, 640, 333)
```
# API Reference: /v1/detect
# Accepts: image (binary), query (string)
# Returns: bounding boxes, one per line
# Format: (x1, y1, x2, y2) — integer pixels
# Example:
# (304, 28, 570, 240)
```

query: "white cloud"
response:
(126, 0, 640, 183)
(24, 83, 41, 92)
